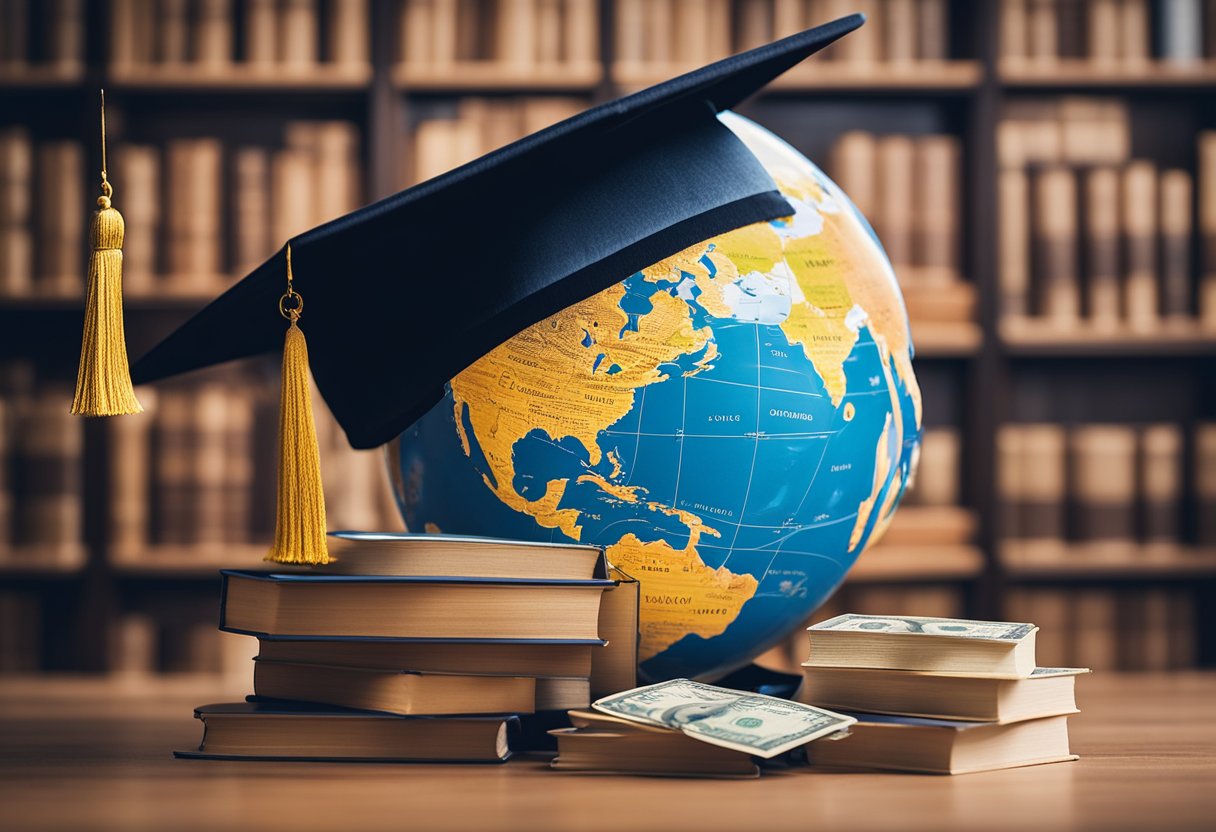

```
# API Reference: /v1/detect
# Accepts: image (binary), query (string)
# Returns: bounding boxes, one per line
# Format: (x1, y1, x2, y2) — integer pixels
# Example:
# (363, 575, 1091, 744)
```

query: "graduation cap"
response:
(129, 15, 866, 565)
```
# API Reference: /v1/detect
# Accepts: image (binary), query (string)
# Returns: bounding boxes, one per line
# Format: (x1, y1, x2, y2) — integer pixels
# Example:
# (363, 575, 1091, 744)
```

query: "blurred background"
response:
(0, 0, 1213, 685)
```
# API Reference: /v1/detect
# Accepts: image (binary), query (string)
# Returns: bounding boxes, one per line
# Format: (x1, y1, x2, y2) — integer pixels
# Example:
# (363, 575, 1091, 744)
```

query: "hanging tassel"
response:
(267, 243, 329, 565)
(71, 90, 142, 417)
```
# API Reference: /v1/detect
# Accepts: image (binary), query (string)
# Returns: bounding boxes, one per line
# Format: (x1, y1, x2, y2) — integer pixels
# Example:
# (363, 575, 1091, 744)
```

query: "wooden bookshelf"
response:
(1001, 542, 1216, 579)
(2, 1, 1214, 675)
(1000, 60, 1216, 89)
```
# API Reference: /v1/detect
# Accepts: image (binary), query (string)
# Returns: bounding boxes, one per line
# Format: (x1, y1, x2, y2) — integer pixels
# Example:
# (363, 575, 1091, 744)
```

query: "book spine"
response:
(830, 130, 877, 222)
(233, 147, 271, 275)
(400, 0, 432, 65)
(564, 0, 598, 64)
(114, 144, 160, 295)
(49, 0, 83, 73)
(0, 128, 33, 298)
(1158, 0, 1203, 62)
(193, 384, 228, 546)
(196, 0, 233, 70)
(1201, 132, 1216, 329)
(643, 0, 674, 67)
(1084, 166, 1122, 327)
(917, 0, 948, 61)
(998, 424, 1024, 540)
(153, 389, 192, 545)
(1027, 0, 1058, 63)
(0, 0, 29, 68)
(0, 591, 41, 671)
(830, 0, 880, 63)
(535, 0, 563, 65)
(160, 0, 190, 64)
(1159, 169, 1193, 320)
(497, 0, 537, 67)
(1070, 424, 1137, 543)
(110, 0, 138, 70)
(615, 0, 646, 66)
(1087, 0, 1121, 63)
(772, 0, 805, 40)
(280, 0, 319, 68)
(1139, 424, 1182, 544)
(272, 145, 317, 242)
(110, 612, 156, 674)
(884, 0, 918, 65)
(999, 167, 1031, 317)
(14, 387, 82, 564)
(911, 426, 960, 506)
(1119, 0, 1151, 65)
(1019, 423, 1067, 543)
(913, 134, 960, 286)
(36, 141, 83, 298)
(736, 0, 773, 52)
(1073, 588, 1118, 670)
(999, 0, 1029, 65)
(1033, 166, 1080, 322)
(224, 387, 254, 545)
(1197, 423, 1216, 546)
(1122, 161, 1159, 331)
(1167, 588, 1197, 669)
(876, 134, 915, 281)
(108, 388, 155, 559)
(246, 0, 278, 67)
(329, 0, 369, 67)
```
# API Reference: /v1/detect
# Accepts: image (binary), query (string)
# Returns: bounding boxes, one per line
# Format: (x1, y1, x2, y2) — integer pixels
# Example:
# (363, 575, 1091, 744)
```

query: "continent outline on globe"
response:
(389, 112, 922, 682)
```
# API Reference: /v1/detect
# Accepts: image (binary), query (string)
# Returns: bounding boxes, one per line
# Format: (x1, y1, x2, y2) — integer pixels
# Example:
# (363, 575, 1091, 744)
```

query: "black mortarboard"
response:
(132, 16, 865, 451)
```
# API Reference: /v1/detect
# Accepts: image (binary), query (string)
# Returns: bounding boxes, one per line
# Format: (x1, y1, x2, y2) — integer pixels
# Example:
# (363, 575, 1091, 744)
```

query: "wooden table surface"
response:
(1, 673, 1213, 831)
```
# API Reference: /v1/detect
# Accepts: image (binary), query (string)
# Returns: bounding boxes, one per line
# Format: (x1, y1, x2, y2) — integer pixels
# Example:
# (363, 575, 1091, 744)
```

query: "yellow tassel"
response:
(71, 91, 142, 416)
(266, 244, 329, 565)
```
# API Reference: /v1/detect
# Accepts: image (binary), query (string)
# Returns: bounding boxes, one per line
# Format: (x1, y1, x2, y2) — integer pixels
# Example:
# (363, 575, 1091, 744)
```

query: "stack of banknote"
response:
(796, 614, 1089, 774)
(549, 679, 856, 778)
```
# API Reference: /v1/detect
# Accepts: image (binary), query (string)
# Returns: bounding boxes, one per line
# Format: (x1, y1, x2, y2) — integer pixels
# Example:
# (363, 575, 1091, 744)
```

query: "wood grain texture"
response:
(0, 674, 1213, 831)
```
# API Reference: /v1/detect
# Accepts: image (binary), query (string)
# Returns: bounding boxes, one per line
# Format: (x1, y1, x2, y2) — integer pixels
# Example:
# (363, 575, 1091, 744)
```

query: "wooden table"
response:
(1, 673, 1213, 831)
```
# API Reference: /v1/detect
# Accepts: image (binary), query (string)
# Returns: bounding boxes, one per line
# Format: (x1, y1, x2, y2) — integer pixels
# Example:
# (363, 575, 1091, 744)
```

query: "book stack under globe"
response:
(175, 533, 638, 763)
(796, 614, 1088, 775)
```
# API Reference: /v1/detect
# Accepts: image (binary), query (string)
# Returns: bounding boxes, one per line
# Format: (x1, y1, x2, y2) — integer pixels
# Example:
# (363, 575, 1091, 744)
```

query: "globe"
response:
(387, 112, 922, 682)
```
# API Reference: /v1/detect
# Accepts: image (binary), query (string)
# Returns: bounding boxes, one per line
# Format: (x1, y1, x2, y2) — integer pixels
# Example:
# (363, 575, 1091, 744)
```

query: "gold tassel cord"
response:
(267, 244, 330, 565)
(72, 90, 142, 416)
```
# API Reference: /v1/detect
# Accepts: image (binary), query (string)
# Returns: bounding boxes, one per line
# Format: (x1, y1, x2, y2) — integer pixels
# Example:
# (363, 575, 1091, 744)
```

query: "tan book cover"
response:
(400, 0, 433, 65)
(113, 144, 159, 295)
(535, 0, 563, 64)
(1200, 133, 1216, 329)
(49, 0, 83, 72)
(1119, 0, 1151, 65)
(329, 0, 369, 67)
(737, 0, 774, 51)
(674, 1, 712, 66)
(222, 387, 254, 545)
(1159, 169, 1193, 319)
(271, 146, 316, 246)
(1033, 166, 1080, 323)
(831, 130, 877, 220)
(918, 0, 948, 60)
(1087, 0, 1120, 62)
(999, 0, 1029, 63)
(1019, 423, 1067, 543)
(245, 0, 277, 67)
(913, 134, 960, 285)
(1122, 160, 1159, 331)
(1084, 167, 1121, 327)
(280, 0, 319, 68)
(159, 0, 189, 64)
(196, 0, 233, 69)
(233, 147, 271, 275)
(884, 0, 918, 64)
(498, 0, 538, 66)
(0, 128, 32, 297)
(36, 141, 83, 297)
(643, 0, 674, 65)
(153, 388, 193, 545)
(192, 384, 229, 546)
(910, 426, 960, 506)
(997, 425, 1024, 540)
(1073, 589, 1117, 671)
(1196, 423, 1216, 546)
(772, 0, 806, 40)
(615, 0, 646, 65)
(108, 387, 156, 558)
(876, 134, 915, 278)
(1027, 0, 1058, 62)
(1070, 424, 1137, 543)
(1140, 424, 1182, 544)
(14, 388, 83, 563)
(564, 0, 598, 64)
(999, 167, 1031, 317)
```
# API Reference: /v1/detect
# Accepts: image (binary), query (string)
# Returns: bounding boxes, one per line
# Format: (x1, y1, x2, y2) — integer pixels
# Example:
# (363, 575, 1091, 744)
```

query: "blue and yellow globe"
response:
(387, 112, 922, 681)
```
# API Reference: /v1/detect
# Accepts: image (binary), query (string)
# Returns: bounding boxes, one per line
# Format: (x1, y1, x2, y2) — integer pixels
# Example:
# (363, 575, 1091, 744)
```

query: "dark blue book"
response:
(175, 701, 518, 762)
(219, 570, 615, 641)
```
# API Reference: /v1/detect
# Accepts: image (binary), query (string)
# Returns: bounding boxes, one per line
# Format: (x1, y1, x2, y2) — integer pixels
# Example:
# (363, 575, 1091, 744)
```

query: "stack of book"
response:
(798, 613, 1087, 775)
(177, 533, 638, 762)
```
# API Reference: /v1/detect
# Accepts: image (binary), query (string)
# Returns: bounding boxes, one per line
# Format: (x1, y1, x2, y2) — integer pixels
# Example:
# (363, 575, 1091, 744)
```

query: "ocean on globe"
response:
(387, 112, 923, 682)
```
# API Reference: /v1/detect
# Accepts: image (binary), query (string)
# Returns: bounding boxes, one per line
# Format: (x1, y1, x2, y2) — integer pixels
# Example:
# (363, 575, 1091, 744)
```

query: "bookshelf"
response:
(1, 1, 1213, 676)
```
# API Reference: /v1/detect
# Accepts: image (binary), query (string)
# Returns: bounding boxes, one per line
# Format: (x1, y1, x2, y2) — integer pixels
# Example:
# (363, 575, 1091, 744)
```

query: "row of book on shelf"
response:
(998, 421, 1216, 548)
(109, 0, 370, 75)
(999, 103, 1216, 332)
(0, 363, 401, 564)
(1000, 0, 1216, 67)
(0, 121, 361, 299)
(0, 0, 82, 76)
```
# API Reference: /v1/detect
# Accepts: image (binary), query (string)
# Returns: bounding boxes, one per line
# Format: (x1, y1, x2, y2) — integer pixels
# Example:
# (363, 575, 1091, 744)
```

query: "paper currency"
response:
(1030, 667, 1091, 677)
(810, 614, 1035, 642)
(592, 679, 855, 758)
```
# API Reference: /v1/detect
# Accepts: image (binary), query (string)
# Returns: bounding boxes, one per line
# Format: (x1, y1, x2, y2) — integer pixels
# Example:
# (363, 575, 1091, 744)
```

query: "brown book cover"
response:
(1201, 133, 1216, 328)
(193, 384, 229, 546)
(245, 0, 277, 67)
(884, 0, 918, 64)
(1069, 424, 1137, 543)
(999, 0, 1029, 64)
(1083, 166, 1122, 326)
(999, 167, 1031, 317)
(909, 426, 960, 506)
(223, 386, 254, 545)
(1027, 0, 1058, 62)
(1197, 423, 1216, 546)
(195, 0, 233, 69)
(913, 134, 960, 286)
(49, 0, 84, 72)
(166, 139, 222, 288)
(564, 0, 598, 64)
(153, 387, 194, 545)
(108, 387, 156, 559)
(400, 0, 434, 65)
(1087, 0, 1120, 63)
(113, 144, 159, 295)
(997, 424, 1025, 540)
(918, 0, 949, 61)
(158, 0, 189, 64)
(14, 387, 83, 564)
(36, 141, 83, 298)
(1122, 161, 1159, 331)
(1073, 589, 1118, 671)
(498, 0, 538, 66)
(329, 0, 369, 67)
(1119, 0, 1151, 65)
(1159, 169, 1193, 319)
(0, 128, 32, 297)
(1019, 423, 1067, 543)
(876, 134, 915, 279)
(1139, 424, 1182, 544)
(233, 147, 271, 275)
(1033, 166, 1080, 322)
(280, 0, 319, 68)
(0, 0, 29, 66)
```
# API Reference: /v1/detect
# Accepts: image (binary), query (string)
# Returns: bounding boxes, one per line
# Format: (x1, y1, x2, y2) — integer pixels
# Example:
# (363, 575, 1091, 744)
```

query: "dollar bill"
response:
(811, 614, 1035, 642)
(592, 679, 855, 759)
(1030, 667, 1091, 677)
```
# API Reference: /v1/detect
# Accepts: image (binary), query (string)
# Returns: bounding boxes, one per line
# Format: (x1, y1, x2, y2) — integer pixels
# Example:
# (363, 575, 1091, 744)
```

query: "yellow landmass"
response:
(863, 469, 904, 552)
(849, 413, 893, 553)
(607, 528, 758, 662)
(709, 221, 784, 276)
(576, 472, 642, 503)
(780, 231, 859, 406)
